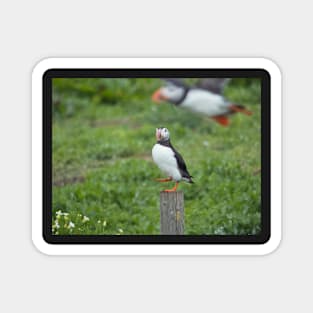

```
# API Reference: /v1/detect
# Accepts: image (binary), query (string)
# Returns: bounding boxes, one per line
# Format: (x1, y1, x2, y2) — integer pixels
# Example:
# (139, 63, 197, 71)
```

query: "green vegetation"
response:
(52, 78, 261, 235)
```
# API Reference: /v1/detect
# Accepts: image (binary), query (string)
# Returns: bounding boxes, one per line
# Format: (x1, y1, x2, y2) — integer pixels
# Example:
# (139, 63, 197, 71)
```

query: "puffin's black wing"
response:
(169, 142, 193, 182)
(161, 78, 189, 89)
(195, 78, 231, 94)
(162, 78, 230, 95)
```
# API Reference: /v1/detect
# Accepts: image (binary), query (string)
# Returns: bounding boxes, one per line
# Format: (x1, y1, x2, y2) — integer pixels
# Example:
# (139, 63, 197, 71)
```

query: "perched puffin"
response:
(152, 127, 193, 192)
(152, 78, 252, 126)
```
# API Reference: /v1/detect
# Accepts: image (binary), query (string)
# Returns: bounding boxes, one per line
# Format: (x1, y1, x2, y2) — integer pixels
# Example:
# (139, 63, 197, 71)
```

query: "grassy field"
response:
(52, 78, 261, 235)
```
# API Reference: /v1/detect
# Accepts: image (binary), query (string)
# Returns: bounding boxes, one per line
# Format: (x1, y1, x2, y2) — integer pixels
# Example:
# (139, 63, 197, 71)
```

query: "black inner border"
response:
(43, 69, 270, 244)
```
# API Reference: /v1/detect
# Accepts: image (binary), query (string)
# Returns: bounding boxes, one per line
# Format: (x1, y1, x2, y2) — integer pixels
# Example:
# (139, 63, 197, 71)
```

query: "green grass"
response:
(52, 78, 261, 235)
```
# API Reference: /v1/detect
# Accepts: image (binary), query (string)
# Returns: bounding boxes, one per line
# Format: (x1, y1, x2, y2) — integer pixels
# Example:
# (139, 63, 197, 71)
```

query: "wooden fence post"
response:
(160, 191, 184, 234)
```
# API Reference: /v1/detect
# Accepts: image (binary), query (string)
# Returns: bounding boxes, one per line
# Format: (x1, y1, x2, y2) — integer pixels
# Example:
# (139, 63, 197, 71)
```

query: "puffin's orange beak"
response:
(152, 88, 165, 103)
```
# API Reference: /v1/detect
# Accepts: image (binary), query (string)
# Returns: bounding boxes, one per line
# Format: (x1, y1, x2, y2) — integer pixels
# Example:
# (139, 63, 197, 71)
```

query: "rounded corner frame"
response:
(32, 57, 281, 256)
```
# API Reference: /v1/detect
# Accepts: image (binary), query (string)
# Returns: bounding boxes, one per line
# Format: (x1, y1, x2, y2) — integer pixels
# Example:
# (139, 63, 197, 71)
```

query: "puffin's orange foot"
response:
(155, 177, 172, 182)
(164, 182, 179, 192)
(229, 105, 252, 116)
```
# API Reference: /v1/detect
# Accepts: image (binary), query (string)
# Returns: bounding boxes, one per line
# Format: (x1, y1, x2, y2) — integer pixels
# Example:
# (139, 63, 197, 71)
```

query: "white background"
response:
(0, 0, 311, 312)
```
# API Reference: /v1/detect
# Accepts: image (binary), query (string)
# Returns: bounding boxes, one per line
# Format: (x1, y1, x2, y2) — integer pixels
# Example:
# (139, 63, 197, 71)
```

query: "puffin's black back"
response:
(158, 139, 193, 183)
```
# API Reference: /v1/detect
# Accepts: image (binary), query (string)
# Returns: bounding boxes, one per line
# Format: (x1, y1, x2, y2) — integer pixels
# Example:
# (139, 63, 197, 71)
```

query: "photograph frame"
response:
(32, 57, 282, 255)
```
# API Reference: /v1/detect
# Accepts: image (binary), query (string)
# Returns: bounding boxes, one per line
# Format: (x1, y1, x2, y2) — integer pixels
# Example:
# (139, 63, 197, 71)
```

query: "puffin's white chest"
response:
(182, 89, 229, 116)
(152, 144, 182, 181)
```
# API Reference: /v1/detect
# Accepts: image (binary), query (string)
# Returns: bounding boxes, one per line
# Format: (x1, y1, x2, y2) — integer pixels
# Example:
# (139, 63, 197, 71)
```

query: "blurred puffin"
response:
(152, 127, 193, 192)
(152, 78, 252, 126)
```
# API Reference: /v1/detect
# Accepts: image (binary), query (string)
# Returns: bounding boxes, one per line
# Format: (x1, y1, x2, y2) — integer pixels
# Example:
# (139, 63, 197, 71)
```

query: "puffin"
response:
(152, 78, 252, 126)
(152, 127, 193, 192)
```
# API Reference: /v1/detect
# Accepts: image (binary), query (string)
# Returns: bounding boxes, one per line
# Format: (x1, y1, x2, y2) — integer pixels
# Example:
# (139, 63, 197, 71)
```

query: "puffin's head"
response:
(152, 84, 185, 104)
(156, 127, 170, 141)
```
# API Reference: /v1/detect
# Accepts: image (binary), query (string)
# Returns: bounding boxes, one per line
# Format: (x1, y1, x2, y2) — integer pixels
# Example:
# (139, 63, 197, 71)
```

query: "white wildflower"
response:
(56, 210, 62, 219)
(82, 216, 90, 223)
(56, 210, 69, 219)
(103, 220, 107, 227)
(68, 221, 75, 229)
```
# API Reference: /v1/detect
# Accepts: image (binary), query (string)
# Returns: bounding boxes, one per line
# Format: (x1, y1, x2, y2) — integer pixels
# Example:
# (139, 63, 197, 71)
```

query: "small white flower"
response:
(54, 221, 60, 229)
(103, 220, 107, 227)
(68, 221, 75, 229)
(97, 220, 101, 224)
(56, 210, 69, 218)
(56, 210, 62, 216)
(118, 228, 123, 233)
(82, 216, 90, 223)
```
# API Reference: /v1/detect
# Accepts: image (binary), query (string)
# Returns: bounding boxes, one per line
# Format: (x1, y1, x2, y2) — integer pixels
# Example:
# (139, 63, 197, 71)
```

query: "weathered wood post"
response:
(160, 191, 184, 234)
